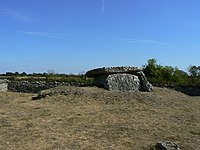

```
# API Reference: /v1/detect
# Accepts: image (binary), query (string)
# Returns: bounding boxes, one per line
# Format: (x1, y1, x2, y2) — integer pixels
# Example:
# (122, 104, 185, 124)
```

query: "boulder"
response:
(0, 79, 8, 92)
(104, 74, 140, 91)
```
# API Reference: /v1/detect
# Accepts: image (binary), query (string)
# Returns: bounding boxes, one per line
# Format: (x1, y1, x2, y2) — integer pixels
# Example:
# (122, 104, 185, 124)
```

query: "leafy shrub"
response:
(144, 59, 189, 86)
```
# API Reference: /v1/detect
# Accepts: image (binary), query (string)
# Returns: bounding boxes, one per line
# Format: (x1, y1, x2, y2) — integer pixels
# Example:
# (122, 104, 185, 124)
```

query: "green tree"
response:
(161, 66, 174, 81)
(21, 72, 27, 76)
(144, 59, 188, 85)
(144, 59, 158, 77)
(188, 65, 199, 76)
(14, 72, 19, 76)
(6, 72, 14, 76)
(172, 67, 188, 84)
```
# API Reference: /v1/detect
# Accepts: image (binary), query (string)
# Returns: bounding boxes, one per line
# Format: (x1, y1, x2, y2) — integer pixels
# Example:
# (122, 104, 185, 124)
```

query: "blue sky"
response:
(0, 0, 200, 74)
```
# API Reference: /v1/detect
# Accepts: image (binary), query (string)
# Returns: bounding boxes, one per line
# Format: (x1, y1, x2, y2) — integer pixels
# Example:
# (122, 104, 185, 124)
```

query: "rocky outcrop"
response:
(86, 66, 153, 92)
(0, 79, 8, 92)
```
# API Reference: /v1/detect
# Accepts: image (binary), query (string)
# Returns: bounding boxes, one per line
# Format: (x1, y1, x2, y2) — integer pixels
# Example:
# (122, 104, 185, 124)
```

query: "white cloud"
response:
(101, 0, 105, 13)
(19, 31, 65, 38)
(19, 31, 94, 39)
(1, 8, 32, 22)
(120, 38, 168, 45)
(19, 31, 169, 45)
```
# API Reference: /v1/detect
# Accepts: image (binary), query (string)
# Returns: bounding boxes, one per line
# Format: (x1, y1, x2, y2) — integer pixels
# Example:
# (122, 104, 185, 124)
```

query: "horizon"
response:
(1, 0, 200, 74)
(0, 62, 193, 75)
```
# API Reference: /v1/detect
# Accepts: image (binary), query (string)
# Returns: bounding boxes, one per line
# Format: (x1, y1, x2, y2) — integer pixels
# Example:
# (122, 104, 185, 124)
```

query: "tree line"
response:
(1, 59, 200, 85)
(0, 71, 89, 83)
(144, 59, 200, 86)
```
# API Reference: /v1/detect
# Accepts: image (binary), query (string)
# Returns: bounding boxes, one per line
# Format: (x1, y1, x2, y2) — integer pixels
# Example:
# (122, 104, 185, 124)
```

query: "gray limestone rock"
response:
(104, 73, 140, 91)
(0, 79, 8, 92)
(155, 141, 181, 150)
(86, 66, 142, 77)
(136, 71, 153, 92)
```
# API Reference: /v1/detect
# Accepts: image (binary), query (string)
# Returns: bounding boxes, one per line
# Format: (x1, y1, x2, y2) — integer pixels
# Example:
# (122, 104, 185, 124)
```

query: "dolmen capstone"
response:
(85, 66, 153, 92)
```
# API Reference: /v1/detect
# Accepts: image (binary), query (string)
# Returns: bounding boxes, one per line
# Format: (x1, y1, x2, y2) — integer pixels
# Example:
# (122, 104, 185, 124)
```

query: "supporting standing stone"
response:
(104, 74, 140, 91)
(136, 71, 153, 92)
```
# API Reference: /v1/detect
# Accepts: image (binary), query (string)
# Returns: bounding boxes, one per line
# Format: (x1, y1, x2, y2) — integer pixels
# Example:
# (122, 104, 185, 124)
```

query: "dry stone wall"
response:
(176, 85, 200, 96)
(8, 81, 84, 93)
(156, 84, 200, 96)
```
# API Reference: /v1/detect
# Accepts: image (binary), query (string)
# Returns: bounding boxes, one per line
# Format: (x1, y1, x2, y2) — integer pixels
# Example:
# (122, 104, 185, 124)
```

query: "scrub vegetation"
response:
(144, 59, 200, 86)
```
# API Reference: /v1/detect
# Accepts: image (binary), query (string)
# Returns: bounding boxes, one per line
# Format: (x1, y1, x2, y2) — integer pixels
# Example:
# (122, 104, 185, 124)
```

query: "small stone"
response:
(0, 79, 8, 92)
(155, 141, 181, 150)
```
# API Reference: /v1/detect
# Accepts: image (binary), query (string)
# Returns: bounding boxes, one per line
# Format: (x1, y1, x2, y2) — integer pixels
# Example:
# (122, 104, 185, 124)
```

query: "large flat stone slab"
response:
(104, 74, 140, 91)
(85, 66, 142, 77)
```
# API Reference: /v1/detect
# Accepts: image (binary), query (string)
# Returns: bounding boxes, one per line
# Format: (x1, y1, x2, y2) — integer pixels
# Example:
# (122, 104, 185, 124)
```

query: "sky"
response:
(0, 0, 200, 74)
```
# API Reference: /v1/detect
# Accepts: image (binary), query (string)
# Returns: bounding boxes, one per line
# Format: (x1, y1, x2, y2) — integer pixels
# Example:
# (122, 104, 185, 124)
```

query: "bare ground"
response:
(0, 86, 200, 150)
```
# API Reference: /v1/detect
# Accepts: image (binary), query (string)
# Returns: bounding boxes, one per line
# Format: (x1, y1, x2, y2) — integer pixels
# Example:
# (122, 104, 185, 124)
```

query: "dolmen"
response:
(85, 66, 153, 92)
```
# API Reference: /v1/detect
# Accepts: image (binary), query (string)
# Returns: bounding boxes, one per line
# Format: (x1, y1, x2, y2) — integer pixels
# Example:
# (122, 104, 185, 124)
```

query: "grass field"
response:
(0, 86, 200, 149)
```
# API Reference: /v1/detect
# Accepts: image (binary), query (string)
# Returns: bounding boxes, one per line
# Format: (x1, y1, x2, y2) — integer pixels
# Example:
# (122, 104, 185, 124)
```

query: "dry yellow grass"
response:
(0, 86, 200, 150)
